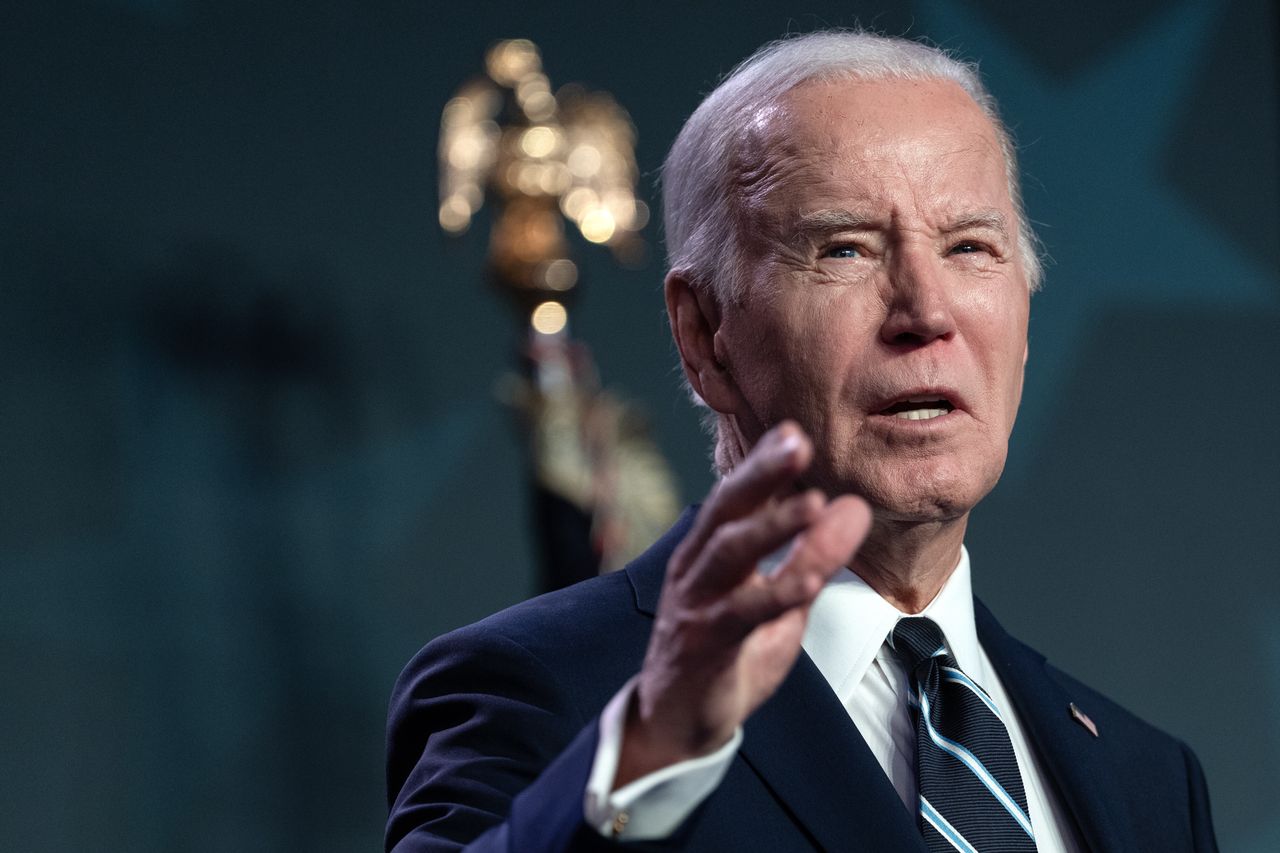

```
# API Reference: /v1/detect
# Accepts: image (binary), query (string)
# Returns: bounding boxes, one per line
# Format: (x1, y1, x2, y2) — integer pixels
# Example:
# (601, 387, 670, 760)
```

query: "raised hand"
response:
(615, 421, 871, 787)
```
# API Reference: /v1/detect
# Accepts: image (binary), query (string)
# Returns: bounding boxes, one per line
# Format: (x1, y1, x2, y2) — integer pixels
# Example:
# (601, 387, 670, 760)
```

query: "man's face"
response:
(712, 77, 1030, 522)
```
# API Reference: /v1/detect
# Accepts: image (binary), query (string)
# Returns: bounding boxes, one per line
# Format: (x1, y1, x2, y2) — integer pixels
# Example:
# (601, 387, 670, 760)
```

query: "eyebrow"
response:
(792, 209, 878, 237)
(942, 210, 1010, 239)
(785, 209, 878, 249)
(789, 208, 1011, 241)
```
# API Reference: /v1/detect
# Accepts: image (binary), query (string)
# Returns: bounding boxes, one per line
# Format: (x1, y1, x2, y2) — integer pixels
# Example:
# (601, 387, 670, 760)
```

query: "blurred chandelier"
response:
(438, 38, 646, 325)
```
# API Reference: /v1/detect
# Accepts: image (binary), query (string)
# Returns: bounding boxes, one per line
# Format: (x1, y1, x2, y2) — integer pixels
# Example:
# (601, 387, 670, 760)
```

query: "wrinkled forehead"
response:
(731, 78, 1011, 226)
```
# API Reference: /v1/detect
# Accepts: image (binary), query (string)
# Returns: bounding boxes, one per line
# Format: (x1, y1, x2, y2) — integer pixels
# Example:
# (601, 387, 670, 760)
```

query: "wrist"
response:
(614, 689, 733, 789)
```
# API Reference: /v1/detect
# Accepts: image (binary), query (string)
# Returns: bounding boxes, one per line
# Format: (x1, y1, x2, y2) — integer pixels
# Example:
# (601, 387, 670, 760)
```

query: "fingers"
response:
(722, 496, 871, 631)
(675, 421, 811, 577)
(774, 495, 871, 590)
(717, 564, 822, 635)
(683, 488, 825, 599)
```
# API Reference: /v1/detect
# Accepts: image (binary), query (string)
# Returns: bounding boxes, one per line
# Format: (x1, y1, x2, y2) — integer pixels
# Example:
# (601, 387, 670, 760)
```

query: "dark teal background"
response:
(3, 1, 1276, 850)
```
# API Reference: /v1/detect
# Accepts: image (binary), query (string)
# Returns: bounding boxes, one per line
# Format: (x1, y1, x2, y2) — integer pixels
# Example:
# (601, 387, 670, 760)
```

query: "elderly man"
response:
(386, 31, 1217, 853)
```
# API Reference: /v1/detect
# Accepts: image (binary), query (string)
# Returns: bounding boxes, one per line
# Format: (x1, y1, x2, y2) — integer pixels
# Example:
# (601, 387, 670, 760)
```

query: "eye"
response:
(948, 240, 987, 255)
(824, 245, 861, 259)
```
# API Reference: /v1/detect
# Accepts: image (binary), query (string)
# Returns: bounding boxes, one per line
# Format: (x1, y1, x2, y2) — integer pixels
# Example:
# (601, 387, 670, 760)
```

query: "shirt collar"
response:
(918, 547, 984, 678)
(802, 546, 984, 695)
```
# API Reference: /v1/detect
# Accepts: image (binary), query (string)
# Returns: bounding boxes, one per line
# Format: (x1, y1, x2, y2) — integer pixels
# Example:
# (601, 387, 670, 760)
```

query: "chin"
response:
(875, 492, 972, 524)
(854, 458, 1001, 523)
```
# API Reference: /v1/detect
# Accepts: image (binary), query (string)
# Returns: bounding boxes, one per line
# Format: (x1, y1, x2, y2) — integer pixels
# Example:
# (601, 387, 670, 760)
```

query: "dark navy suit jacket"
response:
(386, 510, 1218, 852)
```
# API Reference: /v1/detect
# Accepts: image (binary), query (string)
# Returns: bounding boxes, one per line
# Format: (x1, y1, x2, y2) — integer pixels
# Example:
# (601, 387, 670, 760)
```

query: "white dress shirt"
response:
(584, 547, 1083, 851)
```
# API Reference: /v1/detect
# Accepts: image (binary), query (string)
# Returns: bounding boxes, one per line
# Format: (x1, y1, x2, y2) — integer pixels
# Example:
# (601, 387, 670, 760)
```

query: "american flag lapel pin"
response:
(1069, 702, 1099, 737)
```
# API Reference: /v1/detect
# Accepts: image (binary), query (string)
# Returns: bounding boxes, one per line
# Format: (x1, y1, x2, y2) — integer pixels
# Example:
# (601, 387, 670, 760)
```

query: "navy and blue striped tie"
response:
(892, 617, 1037, 853)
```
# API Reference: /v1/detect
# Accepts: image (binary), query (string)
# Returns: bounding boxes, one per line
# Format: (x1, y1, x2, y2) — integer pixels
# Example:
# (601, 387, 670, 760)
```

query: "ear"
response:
(664, 271, 741, 414)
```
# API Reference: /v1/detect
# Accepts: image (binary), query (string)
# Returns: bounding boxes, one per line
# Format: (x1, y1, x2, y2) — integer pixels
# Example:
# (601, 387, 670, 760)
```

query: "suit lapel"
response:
(625, 510, 925, 852)
(976, 601, 1128, 853)
(740, 653, 928, 852)
(623, 506, 692, 616)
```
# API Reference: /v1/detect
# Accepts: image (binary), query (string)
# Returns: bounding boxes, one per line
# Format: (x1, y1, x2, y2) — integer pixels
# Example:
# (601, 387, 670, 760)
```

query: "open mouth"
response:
(878, 396, 956, 421)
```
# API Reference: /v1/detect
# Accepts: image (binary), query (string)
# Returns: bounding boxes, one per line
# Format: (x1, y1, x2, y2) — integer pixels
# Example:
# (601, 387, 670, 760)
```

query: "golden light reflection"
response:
(537, 163, 571, 195)
(516, 77, 550, 105)
(603, 189, 636, 229)
(631, 200, 650, 230)
(438, 81, 501, 234)
(520, 126, 558, 158)
(486, 39, 540, 86)
(447, 138, 482, 170)
(566, 144, 602, 178)
(530, 300, 568, 335)
(560, 186, 597, 221)
(522, 91, 557, 122)
(515, 164, 542, 195)
(459, 184, 483, 209)
(579, 207, 616, 244)
(539, 258, 578, 291)
(442, 97, 470, 123)
(439, 195, 472, 233)
(440, 39, 646, 292)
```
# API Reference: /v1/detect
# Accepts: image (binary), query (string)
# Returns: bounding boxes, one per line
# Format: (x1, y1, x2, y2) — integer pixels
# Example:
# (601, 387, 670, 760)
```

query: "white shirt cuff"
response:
(582, 676, 742, 840)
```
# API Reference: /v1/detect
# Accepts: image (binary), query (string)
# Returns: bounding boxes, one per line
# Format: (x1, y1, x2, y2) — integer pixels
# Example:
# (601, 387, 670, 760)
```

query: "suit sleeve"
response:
(1181, 742, 1219, 853)
(385, 627, 670, 853)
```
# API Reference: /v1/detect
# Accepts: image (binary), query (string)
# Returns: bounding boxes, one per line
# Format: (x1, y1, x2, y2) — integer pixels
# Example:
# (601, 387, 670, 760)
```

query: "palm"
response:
(624, 425, 875, 783)
(619, 425, 870, 787)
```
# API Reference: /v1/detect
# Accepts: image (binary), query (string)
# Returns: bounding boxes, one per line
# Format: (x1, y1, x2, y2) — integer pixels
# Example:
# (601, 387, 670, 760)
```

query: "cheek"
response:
(781, 294, 867, 374)
(735, 298, 861, 415)
(986, 310, 1029, 417)
(956, 289, 1027, 398)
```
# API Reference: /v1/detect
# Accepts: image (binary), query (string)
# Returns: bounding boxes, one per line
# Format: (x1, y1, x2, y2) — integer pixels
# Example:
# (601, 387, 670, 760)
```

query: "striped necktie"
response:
(891, 617, 1037, 853)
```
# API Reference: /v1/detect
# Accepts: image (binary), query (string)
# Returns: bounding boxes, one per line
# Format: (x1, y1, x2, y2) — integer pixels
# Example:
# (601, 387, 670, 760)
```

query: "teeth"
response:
(894, 408, 948, 421)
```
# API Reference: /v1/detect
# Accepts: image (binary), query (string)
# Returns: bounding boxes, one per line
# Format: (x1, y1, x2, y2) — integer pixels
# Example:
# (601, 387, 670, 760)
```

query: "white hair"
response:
(660, 30, 1043, 474)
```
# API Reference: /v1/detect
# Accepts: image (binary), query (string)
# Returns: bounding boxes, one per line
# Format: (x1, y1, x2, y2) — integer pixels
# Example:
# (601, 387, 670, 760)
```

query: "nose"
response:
(878, 248, 957, 347)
